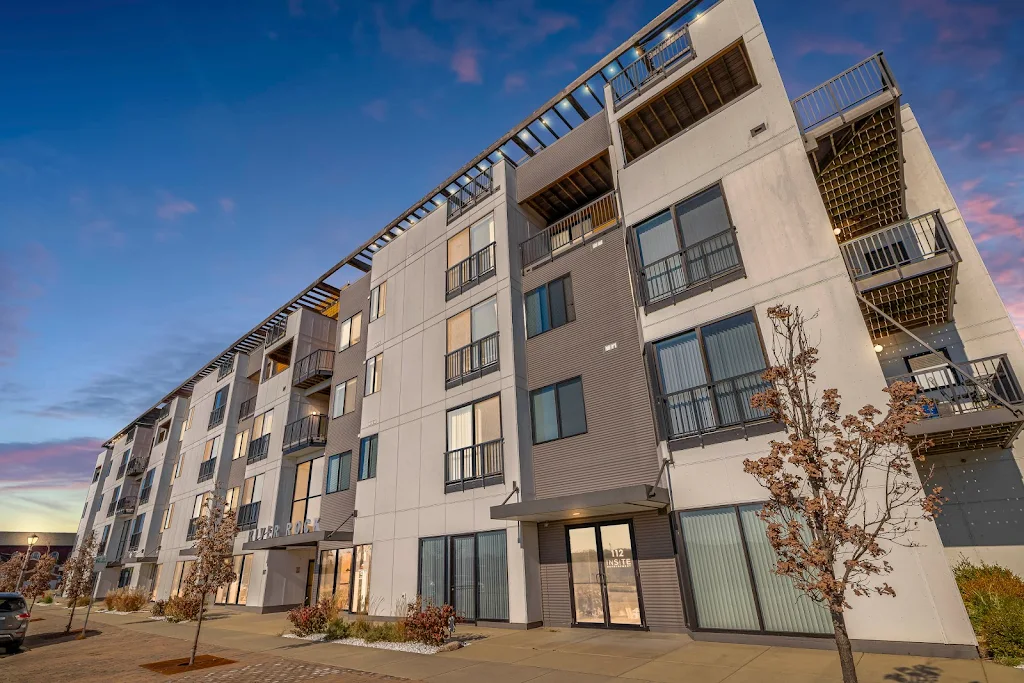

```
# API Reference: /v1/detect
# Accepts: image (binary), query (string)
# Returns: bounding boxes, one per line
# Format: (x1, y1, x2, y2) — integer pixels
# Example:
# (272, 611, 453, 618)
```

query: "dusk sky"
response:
(1, 0, 1021, 532)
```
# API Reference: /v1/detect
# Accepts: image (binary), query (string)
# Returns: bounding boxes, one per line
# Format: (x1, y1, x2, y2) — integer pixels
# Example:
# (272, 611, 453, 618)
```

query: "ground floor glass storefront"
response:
(215, 554, 254, 605)
(418, 530, 509, 622)
(318, 548, 353, 611)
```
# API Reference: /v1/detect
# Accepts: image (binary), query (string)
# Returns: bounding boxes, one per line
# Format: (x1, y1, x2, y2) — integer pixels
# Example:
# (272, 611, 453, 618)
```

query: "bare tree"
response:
(22, 551, 57, 613)
(59, 532, 97, 634)
(183, 493, 238, 666)
(743, 306, 942, 683)
(0, 552, 25, 592)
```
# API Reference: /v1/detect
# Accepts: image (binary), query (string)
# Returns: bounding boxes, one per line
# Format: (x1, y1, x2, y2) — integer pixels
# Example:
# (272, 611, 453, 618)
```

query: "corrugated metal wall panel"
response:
(516, 111, 612, 204)
(538, 522, 573, 626)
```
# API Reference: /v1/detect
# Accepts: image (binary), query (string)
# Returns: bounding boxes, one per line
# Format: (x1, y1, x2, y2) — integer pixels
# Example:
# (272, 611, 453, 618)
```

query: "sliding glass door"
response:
(417, 530, 509, 622)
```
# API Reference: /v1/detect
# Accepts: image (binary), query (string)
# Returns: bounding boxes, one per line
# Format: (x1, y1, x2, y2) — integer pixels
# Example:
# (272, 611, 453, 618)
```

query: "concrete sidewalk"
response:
(61, 605, 1024, 683)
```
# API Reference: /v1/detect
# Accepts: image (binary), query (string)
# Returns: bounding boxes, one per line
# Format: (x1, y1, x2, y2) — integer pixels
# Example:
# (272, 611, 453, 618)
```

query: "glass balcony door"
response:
(567, 521, 644, 628)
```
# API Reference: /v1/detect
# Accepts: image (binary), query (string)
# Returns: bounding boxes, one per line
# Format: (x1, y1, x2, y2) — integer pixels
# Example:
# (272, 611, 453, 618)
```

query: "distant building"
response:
(0, 531, 76, 588)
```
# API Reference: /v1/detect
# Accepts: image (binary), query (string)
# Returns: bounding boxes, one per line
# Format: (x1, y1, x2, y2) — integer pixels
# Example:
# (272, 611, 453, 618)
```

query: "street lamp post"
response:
(15, 534, 39, 592)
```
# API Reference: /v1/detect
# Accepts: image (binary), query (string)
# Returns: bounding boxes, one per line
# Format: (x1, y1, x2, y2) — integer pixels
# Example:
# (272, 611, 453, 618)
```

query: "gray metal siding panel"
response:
(538, 522, 573, 626)
(516, 110, 611, 203)
(524, 225, 660, 500)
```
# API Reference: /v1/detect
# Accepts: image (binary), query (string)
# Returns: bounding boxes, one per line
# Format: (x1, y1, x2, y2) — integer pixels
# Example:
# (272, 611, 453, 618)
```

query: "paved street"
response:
(5, 604, 1023, 683)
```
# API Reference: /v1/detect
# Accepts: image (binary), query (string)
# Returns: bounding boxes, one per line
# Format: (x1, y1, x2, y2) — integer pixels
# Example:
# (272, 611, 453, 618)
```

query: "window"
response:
(225, 486, 240, 512)
(185, 407, 194, 431)
(118, 567, 133, 588)
(318, 548, 353, 611)
(112, 485, 121, 507)
(241, 474, 264, 508)
(351, 544, 372, 614)
(445, 396, 503, 486)
(369, 281, 387, 321)
(193, 492, 212, 519)
(162, 503, 174, 530)
(210, 387, 229, 427)
(213, 387, 228, 410)
(170, 560, 195, 598)
(253, 410, 274, 440)
(358, 435, 378, 480)
(263, 340, 292, 381)
(142, 468, 155, 490)
(446, 297, 499, 383)
(633, 184, 741, 304)
(132, 512, 146, 539)
(651, 311, 770, 439)
(232, 428, 250, 460)
(173, 450, 184, 478)
(419, 530, 509, 622)
(365, 353, 383, 395)
(291, 457, 324, 529)
(151, 564, 163, 601)
(156, 425, 169, 444)
(332, 377, 358, 418)
(98, 524, 111, 554)
(525, 275, 575, 338)
(678, 504, 831, 634)
(202, 436, 220, 462)
(339, 312, 363, 351)
(530, 377, 587, 444)
(327, 452, 352, 493)
(216, 554, 253, 605)
(446, 214, 496, 294)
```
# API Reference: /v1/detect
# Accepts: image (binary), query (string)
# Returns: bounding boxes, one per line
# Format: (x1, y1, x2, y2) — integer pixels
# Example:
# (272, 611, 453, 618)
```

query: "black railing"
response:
(237, 502, 261, 531)
(126, 429, 135, 444)
(107, 498, 117, 516)
(152, 405, 171, 424)
(610, 27, 694, 106)
(447, 167, 494, 223)
(444, 439, 504, 488)
(282, 414, 329, 454)
(446, 242, 497, 298)
(197, 457, 217, 483)
(128, 532, 141, 553)
(208, 405, 226, 429)
(520, 192, 620, 269)
(265, 322, 287, 347)
(218, 360, 234, 379)
(186, 517, 200, 542)
(656, 370, 773, 440)
(116, 460, 128, 479)
(247, 433, 271, 464)
(840, 211, 956, 282)
(639, 229, 742, 305)
(239, 396, 257, 421)
(138, 485, 152, 505)
(791, 53, 897, 134)
(115, 495, 138, 516)
(888, 355, 1024, 420)
(126, 456, 148, 478)
(293, 349, 335, 387)
(445, 332, 499, 386)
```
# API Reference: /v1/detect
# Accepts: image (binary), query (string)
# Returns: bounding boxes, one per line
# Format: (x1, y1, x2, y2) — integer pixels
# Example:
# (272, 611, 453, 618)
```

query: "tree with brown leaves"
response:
(23, 551, 57, 612)
(0, 552, 25, 592)
(184, 493, 238, 666)
(743, 305, 942, 683)
(59, 531, 97, 634)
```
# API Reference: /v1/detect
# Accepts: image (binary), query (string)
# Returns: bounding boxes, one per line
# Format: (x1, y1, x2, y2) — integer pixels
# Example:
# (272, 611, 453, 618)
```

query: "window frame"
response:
(369, 281, 387, 321)
(358, 435, 378, 481)
(365, 353, 383, 396)
(326, 451, 352, 493)
(162, 503, 174, 530)
(339, 311, 363, 351)
(529, 376, 588, 445)
(290, 456, 324, 528)
(332, 377, 358, 418)
(525, 274, 575, 339)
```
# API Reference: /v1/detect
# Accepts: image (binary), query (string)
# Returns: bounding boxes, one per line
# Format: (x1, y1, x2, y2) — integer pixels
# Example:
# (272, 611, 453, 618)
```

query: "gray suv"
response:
(0, 593, 30, 653)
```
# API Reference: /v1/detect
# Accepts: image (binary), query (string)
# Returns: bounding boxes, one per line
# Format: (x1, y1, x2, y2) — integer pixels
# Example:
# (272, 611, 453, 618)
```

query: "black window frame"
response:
(369, 282, 386, 321)
(529, 376, 588, 445)
(525, 274, 576, 339)
(358, 435, 378, 481)
(326, 451, 352, 494)
(416, 529, 510, 623)
(365, 353, 383, 396)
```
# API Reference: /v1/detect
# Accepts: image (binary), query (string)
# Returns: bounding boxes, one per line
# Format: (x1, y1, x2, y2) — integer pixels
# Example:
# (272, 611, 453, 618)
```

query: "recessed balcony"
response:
(609, 26, 694, 108)
(208, 405, 226, 429)
(125, 456, 149, 478)
(246, 433, 270, 465)
(282, 414, 328, 457)
(114, 495, 137, 516)
(446, 242, 497, 300)
(237, 501, 261, 531)
(197, 457, 217, 483)
(238, 396, 256, 421)
(520, 191, 621, 270)
(447, 166, 494, 224)
(293, 349, 335, 389)
(444, 439, 504, 493)
(445, 332, 499, 388)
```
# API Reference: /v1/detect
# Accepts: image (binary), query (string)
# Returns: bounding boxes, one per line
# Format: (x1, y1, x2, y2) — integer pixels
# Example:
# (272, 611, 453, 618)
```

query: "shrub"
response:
(324, 618, 351, 641)
(164, 595, 202, 623)
(404, 599, 455, 646)
(349, 617, 374, 639)
(364, 621, 405, 643)
(151, 599, 167, 617)
(287, 598, 335, 637)
(40, 593, 53, 604)
(953, 558, 1024, 666)
(104, 586, 149, 612)
(75, 596, 91, 607)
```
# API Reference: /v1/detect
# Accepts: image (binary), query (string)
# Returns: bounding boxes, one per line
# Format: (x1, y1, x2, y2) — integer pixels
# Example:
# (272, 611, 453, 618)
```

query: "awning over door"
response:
(490, 484, 669, 523)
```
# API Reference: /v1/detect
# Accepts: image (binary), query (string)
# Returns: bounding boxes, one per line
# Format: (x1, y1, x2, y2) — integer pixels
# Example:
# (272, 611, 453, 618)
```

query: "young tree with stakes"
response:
(60, 531, 97, 634)
(743, 305, 942, 683)
(0, 552, 25, 593)
(184, 493, 238, 666)
(22, 550, 57, 613)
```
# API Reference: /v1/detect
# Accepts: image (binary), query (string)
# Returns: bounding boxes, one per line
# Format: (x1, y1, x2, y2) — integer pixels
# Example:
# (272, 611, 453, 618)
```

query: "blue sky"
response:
(1, 0, 1022, 531)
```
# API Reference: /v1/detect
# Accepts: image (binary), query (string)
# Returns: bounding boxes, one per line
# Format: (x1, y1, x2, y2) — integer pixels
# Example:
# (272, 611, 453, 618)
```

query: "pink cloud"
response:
(156, 192, 197, 221)
(503, 73, 527, 94)
(361, 99, 389, 122)
(961, 193, 1024, 243)
(451, 48, 481, 84)
(219, 197, 236, 214)
(0, 437, 104, 486)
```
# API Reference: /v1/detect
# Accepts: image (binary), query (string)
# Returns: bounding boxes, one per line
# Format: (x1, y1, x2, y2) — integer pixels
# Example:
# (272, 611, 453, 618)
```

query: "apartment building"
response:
(73, 0, 1023, 656)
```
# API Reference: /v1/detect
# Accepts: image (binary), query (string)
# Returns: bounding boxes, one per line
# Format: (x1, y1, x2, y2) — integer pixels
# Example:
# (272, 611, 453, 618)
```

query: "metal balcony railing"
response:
(889, 355, 1024, 420)
(115, 495, 138, 516)
(116, 460, 128, 479)
(293, 348, 335, 388)
(445, 332, 499, 386)
(197, 457, 217, 483)
(840, 211, 956, 282)
(655, 370, 774, 441)
(218, 360, 234, 379)
(125, 456, 148, 478)
(238, 396, 257, 421)
(282, 414, 329, 455)
(186, 517, 200, 542)
(138, 485, 152, 505)
(246, 433, 271, 464)
(126, 429, 135, 444)
(237, 501, 261, 531)
(447, 167, 494, 224)
(520, 192, 620, 269)
(446, 242, 496, 298)
(638, 228, 742, 305)
(445, 439, 504, 489)
(610, 27, 694, 106)
(128, 532, 141, 553)
(791, 53, 897, 134)
(107, 498, 117, 516)
(153, 404, 170, 425)
(208, 405, 226, 429)
(265, 322, 287, 347)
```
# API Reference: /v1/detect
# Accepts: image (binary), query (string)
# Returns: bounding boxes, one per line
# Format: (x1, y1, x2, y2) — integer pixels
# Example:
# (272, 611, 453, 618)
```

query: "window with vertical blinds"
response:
(417, 530, 509, 622)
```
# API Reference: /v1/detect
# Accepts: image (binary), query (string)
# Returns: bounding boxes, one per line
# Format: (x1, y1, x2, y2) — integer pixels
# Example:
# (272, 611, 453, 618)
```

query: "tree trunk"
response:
(30, 596, 37, 614)
(831, 609, 859, 683)
(65, 601, 77, 634)
(189, 593, 206, 666)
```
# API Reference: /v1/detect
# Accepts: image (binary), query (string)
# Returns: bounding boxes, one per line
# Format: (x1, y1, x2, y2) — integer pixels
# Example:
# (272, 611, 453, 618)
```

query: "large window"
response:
(530, 377, 587, 444)
(351, 544, 372, 614)
(445, 396, 502, 487)
(170, 560, 195, 598)
(291, 457, 324, 529)
(678, 504, 831, 634)
(332, 377, 358, 418)
(339, 311, 363, 351)
(238, 474, 264, 530)
(358, 435, 378, 480)
(369, 281, 387, 321)
(365, 353, 383, 395)
(202, 436, 220, 462)
(651, 311, 771, 440)
(225, 485, 240, 512)
(525, 275, 575, 338)
(232, 428, 250, 460)
(161, 503, 173, 530)
(318, 548, 353, 612)
(446, 214, 496, 295)
(419, 530, 509, 622)
(215, 554, 253, 605)
(633, 184, 741, 305)
(446, 297, 498, 384)
(327, 452, 352, 494)
(98, 524, 111, 554)
(209, 387, 229, 428)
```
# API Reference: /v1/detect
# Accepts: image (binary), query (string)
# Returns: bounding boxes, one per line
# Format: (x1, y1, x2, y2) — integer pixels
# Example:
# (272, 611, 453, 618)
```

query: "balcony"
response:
(890, 355, 1024, 455)
(138, 484, 152, 505)
(128, 532, 141, 554)
(197, 457, 217, 483)
(445, 439, 504, 493)
(792, 53, 898, 136)
(265, 321, 287, 348)
(186, 517, 200, 542)
(445, 332, 499, 388)
(610, 27, 694, 107)
(637, 228, 743, 307)
(446, 242, 497, 300)
(208, 405, 226, 429)
(237, 501, 261, 531)
(293, 349, 335, 389)
(282, 414, 328, 456)
(655, 370, 779, 447)
(520, 192, 621, 270)
(246, 433, 270, 464)
(107, 498, 117, 516)
(125, 456, 148, 478)
(116, 461, 128, 479)
(218, 360, 234, 380)
(152, 404, 171, 425)
(114, 495, 138, 516)
(238, 396, 257, 421)
(447, 166, 494, 224)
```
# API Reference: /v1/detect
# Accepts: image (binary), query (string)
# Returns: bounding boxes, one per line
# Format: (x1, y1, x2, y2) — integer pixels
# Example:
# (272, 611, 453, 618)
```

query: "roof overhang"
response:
(491, 485, 669, 523)
(241, 530, 352, 552)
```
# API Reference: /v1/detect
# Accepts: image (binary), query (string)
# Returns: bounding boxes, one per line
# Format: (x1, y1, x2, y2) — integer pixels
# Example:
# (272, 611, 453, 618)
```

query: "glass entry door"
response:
(567, 522, 644, 628)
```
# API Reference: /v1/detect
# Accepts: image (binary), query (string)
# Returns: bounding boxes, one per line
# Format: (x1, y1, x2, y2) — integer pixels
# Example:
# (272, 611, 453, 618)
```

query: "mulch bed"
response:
(140, 654, 236, 675)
